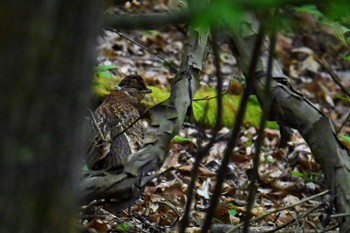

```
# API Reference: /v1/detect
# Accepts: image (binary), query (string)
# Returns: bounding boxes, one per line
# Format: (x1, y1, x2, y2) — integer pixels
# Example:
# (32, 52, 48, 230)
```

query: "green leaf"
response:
(341, 135, 350, 144)
(172, 135, 193, 143)
(291, 171, 304, 178)
(291, 171, 317, 182)
(94, 64, 118, 72)
(114, 223, 133, 232)
(94, 65, 118, 79)
(334, 94, 350, 103)
(146, 86, 170, 105)
(82, 164, 89, 172)
(228, 209, 237, 216)
(342, 55, 350, 62)
(91, 64, 120, 97)
(294, 5, 324, 18)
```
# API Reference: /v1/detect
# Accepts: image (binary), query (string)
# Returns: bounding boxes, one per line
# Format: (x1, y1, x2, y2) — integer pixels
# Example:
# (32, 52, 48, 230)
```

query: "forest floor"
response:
(82, 1, 350, 232)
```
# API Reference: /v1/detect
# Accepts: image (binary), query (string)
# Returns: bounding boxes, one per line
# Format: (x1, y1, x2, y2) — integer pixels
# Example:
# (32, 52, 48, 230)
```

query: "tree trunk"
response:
(229, 15, 350, 232)
(0, 1, 102, 232)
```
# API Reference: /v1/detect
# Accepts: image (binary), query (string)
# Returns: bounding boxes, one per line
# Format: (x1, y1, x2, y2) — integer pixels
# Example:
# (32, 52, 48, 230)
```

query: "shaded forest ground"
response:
(82, 1, 350, 232)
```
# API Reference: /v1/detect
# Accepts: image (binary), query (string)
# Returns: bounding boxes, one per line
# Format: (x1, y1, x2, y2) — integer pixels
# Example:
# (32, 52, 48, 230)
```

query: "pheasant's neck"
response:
(108, 90, 143, 105)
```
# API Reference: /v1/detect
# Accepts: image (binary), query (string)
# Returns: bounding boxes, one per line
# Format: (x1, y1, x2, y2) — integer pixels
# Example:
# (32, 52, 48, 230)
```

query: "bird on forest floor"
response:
(86, 75, 152, 171)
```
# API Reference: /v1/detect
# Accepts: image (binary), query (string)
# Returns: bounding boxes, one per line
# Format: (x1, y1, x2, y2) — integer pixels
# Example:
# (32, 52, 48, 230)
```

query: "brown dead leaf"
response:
(213, 203, 231, 224)
(231, 153, 252, 163)
(86, 219, 109, 232)
(275, 210, 295, 226)
(251, 206, 266, 217)
(178, 165, 217, 176)
(196, 178, 211, 199)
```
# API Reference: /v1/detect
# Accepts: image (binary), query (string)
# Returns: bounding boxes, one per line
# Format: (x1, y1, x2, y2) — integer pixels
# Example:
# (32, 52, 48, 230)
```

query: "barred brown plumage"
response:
(86, 75, 151, 171)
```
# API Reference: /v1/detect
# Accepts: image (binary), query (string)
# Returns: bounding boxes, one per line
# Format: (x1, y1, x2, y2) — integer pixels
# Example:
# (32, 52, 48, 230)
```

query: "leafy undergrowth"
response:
(82, 1, 350, 232)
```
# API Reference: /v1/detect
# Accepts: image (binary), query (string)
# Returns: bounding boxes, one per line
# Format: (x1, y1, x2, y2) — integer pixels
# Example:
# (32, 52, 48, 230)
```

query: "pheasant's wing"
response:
(106, 103, 144, 153)
(109, 134, 131, 170)
(87, 133, 131, 171)
(86, 100, 143, 170)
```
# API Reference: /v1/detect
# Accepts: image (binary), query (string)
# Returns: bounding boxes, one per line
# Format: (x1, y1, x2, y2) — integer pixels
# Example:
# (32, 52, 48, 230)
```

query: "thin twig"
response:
(264, 203, 323, 233)
(153, 201, 181, 227)
(179, 27, 224, 233)
(109, 104, 155, 143)
(201, 22, 266, 233)
(330, 212, 350, 218)
(193, 90, 228, 102)
(316, 58, 350, 134)
(336, 110, 350, 134)
(89, 109, 107, 141)
(243, 14, 276, 233)
(317, 58, 350, 98)
(104, 10, 191, 30)
(319, 224, 339, 233)
(106, 28, 178, 73)
(226, 190, 329, 233)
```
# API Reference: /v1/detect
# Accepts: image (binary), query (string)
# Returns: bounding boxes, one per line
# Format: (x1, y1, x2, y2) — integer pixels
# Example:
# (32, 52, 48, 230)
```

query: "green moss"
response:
(191, 87, 278, 129)
(147, 86, 170, 105)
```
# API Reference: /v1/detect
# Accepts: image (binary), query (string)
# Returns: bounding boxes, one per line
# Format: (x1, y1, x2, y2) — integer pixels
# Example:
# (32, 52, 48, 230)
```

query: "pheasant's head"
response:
(117, 75, 152, 100)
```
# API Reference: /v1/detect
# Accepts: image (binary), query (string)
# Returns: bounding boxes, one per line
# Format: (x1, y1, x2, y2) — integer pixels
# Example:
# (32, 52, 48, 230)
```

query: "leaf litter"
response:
(83, 1, 349, 232)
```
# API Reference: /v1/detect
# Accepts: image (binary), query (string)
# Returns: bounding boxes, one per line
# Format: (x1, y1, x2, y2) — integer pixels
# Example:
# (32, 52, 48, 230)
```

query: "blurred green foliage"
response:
(188, 0, 349, 45)
(294, 4, 350, 45)
(146, 86, 278, 129)
(190, 0, 242, 29)
(92, 64, 120, 97)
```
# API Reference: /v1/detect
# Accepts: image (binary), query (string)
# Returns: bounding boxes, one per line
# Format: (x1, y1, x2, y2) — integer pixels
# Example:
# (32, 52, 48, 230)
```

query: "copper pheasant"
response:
(87, 75, 151, 171)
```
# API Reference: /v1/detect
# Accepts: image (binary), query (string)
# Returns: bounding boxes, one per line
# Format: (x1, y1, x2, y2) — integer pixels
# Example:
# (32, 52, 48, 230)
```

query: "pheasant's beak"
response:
(144, 88, 152, 94)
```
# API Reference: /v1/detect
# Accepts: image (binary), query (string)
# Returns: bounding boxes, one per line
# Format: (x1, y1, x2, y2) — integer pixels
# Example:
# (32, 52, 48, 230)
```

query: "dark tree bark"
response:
(0, 1, 102, 232)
